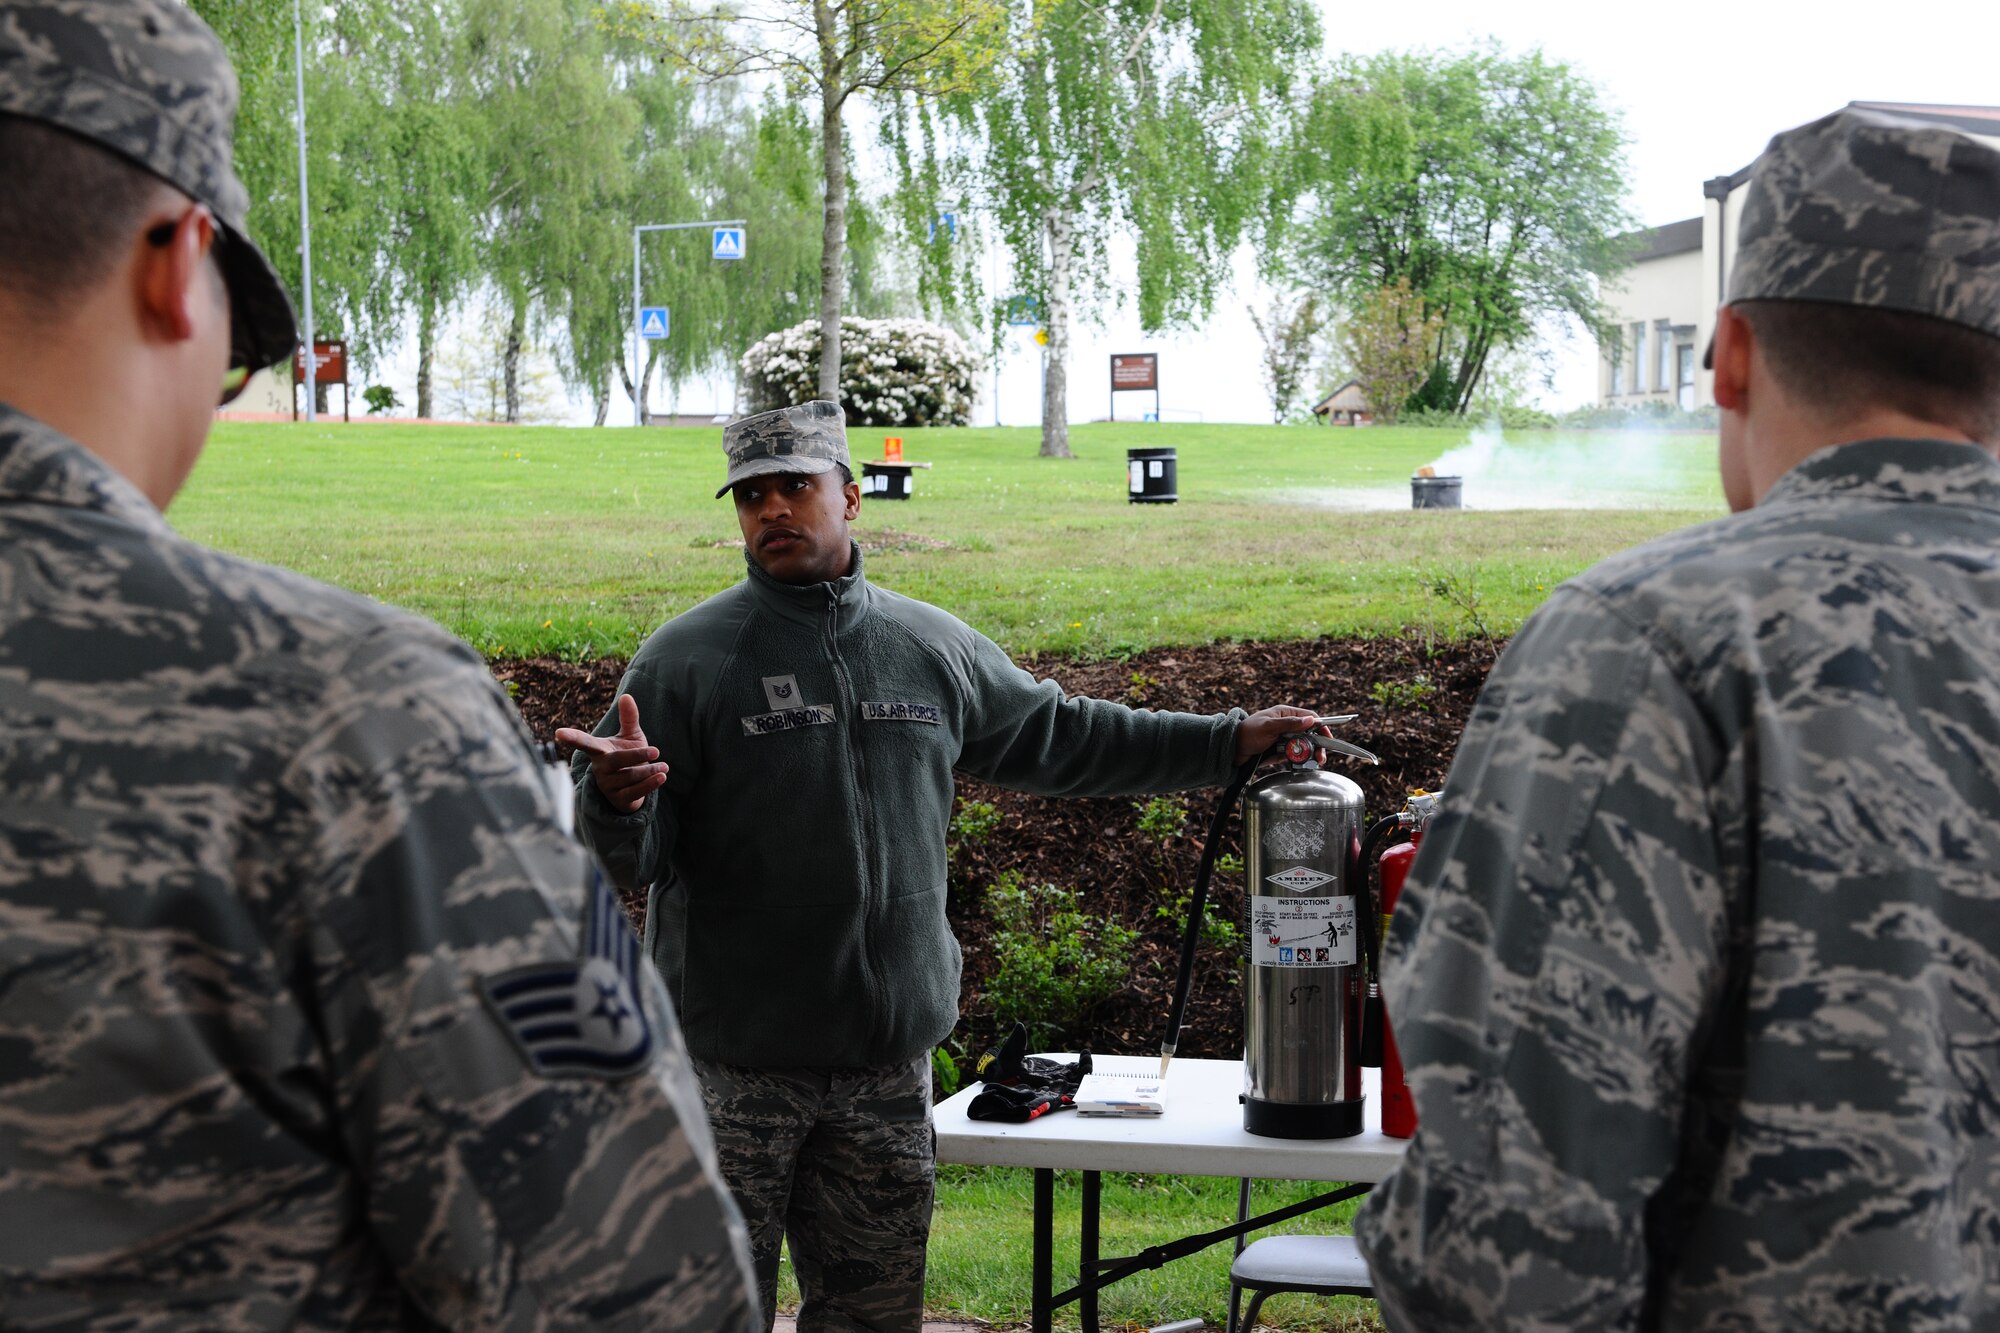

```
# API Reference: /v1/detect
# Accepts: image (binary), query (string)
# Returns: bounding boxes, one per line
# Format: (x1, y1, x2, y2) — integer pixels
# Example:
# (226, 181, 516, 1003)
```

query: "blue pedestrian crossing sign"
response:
(638, 306, 670, 339)
(712, 227, 745, 261)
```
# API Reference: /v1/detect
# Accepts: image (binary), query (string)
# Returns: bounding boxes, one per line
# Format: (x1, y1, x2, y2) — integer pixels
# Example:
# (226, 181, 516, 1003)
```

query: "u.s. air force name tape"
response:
(861, 701, 941, 724)
(741, 704, 836, 736)
(480, 867, 653, 1079)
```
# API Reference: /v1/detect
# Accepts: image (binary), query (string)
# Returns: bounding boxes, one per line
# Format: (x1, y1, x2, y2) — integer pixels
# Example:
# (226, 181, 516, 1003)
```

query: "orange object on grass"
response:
(884, 437, 904, 462)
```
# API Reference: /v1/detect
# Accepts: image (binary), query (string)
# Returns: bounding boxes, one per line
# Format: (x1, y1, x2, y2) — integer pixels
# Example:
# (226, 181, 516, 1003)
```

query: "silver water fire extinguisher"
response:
(1242, 729, 1375, 1139)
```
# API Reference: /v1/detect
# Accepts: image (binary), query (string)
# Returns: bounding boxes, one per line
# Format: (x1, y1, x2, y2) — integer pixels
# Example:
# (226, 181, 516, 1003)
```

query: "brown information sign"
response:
(292, 340, 352, 421)
(294, 339, 349, 387)
(1110, 353, 1158, 391)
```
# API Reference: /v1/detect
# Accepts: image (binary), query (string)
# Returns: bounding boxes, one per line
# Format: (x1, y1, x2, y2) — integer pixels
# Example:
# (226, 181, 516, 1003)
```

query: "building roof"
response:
(1313, 381, 1368, 413)
(1708, 101, 2000, 196)
(1624, 216, 1703, 262)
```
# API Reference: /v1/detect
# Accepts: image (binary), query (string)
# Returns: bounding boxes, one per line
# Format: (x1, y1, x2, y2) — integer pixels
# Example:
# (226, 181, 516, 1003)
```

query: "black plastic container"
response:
(1410, 475, 1463, 509)
(862, 461, 914, 501)
(1128, 447, 1178, 504)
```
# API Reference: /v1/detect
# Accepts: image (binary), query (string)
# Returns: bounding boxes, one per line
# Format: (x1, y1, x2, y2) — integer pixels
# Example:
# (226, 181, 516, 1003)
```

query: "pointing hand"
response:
(555, 694, 666, 814)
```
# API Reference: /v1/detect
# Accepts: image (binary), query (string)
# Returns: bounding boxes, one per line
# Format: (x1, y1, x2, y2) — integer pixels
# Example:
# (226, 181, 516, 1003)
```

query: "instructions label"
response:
(1250, 895, 1357, 967)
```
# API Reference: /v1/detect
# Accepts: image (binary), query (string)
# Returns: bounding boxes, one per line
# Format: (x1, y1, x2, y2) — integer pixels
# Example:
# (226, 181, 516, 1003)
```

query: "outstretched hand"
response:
(554, 694, 666, 814)
(1234, 705, 1329, 765)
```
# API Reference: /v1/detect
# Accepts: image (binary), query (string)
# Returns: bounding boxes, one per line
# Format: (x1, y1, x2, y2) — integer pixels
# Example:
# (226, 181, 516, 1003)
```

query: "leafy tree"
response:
(1272, 45, 1634, 414)
(616, 0, 1005, 403)
(594, 82, 828, 425)
(462, 0, 636, 423)
(1248, 291, 1326, 424)
(1338, 277, 1442, 424)
(199, 0, 485, 413)
(937, 0, 1320, 458)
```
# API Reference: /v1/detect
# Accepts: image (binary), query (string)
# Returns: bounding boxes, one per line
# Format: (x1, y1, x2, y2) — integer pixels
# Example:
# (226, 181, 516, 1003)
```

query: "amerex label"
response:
(1264, 865, 1334, 892)
(1250, 894, 1357, 967)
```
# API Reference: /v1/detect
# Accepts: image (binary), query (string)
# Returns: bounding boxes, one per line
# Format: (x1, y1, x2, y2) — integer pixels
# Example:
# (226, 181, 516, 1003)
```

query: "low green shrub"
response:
(1369, 675, 1436, 710)
(982, 872, 1139, 1032)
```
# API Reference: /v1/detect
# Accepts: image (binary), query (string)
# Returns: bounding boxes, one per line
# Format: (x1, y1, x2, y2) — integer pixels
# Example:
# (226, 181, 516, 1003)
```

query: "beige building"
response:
(1601, 102, 2000, 409)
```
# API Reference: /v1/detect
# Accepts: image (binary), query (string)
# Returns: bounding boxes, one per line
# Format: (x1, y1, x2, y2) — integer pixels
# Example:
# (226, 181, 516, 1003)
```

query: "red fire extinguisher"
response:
(1359, 791, 1440, 1140)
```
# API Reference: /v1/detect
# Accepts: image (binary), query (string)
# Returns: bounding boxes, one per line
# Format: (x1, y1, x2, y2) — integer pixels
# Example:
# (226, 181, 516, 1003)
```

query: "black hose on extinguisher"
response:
(1356, 814, 1404, 1068)
(1157, 753, 1263, 1078)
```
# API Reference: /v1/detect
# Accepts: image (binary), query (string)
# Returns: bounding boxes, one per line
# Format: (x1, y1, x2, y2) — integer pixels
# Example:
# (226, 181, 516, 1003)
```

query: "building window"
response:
(1610, 346, 1624, 396)
(1631, 322, 1648, 393)
(1677, 344, 1695, 410)
(1656, 320, 1673, 394)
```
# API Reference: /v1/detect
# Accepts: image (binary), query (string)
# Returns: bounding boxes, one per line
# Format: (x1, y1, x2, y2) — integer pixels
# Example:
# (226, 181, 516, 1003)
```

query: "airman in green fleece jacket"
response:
(562, 401, 1319, 1333)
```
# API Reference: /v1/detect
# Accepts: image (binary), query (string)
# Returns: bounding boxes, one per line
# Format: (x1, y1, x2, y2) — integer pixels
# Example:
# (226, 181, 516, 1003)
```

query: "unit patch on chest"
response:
(861, 701, 942, 725)
(741, 704, 836, 736)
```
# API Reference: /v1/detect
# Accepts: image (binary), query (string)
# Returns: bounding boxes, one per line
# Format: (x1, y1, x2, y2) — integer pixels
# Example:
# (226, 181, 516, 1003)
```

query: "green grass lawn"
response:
(776, 1167, 1383, 1331)
(173, 420, 1725, 659)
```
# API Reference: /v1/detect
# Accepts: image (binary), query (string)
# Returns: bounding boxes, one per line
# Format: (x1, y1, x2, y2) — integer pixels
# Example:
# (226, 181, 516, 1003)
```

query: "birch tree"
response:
(613, 0, 1004, 404)
(938, 0, 1317, 457)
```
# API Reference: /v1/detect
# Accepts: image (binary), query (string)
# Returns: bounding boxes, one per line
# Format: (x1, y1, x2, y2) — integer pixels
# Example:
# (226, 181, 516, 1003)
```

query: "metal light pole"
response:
(293, 0, 315, 423)
(630, 219, 746, 427)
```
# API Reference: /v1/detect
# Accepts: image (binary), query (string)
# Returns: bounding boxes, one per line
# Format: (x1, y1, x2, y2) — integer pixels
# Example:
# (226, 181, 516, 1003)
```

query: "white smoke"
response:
(1280, 418, 1722, 511)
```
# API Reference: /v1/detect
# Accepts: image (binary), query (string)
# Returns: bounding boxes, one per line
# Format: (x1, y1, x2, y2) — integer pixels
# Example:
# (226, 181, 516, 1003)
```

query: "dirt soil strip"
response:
(494, 634, 1500, 1067)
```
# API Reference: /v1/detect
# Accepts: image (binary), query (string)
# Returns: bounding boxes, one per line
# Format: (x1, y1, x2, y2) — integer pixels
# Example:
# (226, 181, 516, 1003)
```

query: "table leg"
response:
(1033, 1168, 1054, 1333)
(1081, 1170, 1102, 1333)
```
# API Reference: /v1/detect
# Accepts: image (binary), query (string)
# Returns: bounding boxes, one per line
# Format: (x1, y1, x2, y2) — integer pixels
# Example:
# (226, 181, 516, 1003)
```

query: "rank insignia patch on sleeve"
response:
(480, 867, 654, 1078)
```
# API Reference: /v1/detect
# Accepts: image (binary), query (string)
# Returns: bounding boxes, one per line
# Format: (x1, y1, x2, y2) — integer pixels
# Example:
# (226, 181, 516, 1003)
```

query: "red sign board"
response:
(1110, 353, 1158, 391)
(293, 340, 349, 386)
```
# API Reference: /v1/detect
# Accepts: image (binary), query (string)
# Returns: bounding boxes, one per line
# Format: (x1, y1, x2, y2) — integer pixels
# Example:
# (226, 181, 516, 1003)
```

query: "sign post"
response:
(631, 218, 747, 427)
(1110, 353, 1160, 423)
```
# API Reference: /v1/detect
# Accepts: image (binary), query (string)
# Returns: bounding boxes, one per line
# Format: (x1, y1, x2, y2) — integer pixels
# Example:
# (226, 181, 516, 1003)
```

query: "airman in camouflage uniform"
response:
(1354, 107, 2000, 1330)
(0, 3, 757, 1327)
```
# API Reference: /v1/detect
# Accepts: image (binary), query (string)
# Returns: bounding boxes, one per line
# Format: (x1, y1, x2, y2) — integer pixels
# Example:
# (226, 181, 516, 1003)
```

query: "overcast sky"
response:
(383, 0, 1994, 427)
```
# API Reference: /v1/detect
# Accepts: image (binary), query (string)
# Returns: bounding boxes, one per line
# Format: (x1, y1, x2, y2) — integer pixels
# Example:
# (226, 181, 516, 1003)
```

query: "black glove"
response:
(966, 1021, 1092, 1121)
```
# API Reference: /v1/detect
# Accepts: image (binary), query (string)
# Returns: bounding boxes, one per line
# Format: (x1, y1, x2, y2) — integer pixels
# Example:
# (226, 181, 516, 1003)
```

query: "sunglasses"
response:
(146, 215, 250, 407)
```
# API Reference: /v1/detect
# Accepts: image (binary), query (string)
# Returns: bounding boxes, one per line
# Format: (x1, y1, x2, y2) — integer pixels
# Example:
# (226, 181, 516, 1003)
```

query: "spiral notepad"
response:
(1074, 1071, 1166, 1117)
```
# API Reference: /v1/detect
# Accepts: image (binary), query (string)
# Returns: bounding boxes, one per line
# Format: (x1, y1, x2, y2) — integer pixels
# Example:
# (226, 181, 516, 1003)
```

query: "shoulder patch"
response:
(481, 868, 653, 1079)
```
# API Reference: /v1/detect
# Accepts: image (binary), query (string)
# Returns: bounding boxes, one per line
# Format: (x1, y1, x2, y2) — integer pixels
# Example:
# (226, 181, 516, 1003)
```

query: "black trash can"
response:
(1410, 475, 1463, 509)
(862, 461, 915, 501)
(1128, 447, 1178, 504)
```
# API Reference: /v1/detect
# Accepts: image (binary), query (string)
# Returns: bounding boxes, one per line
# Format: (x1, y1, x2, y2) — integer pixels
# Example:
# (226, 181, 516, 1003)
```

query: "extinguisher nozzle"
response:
(1359, 984, 1384, 1068)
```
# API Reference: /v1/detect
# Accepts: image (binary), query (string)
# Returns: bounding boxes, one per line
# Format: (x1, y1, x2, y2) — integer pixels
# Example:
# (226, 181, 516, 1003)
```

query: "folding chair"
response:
(1225, 1179, 1374, 1333)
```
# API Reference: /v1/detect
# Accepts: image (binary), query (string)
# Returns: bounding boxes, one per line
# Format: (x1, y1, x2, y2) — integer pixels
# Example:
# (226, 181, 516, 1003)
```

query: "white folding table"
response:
(933, 1055, 1408, 1333)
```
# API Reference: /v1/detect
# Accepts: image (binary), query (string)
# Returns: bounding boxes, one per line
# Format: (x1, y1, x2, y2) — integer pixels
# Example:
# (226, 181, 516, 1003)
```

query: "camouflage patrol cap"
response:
(1710, 106, 2000, 366)
(716, 400, 852, 499)
(0, 0, 298, 370)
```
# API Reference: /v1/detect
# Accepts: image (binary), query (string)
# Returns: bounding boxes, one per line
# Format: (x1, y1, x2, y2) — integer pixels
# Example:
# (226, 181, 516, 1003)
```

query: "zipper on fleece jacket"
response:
(826, 584, 885, 1051)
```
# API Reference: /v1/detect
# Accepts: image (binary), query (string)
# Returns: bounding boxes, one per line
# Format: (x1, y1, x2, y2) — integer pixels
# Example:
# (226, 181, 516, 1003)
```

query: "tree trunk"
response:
(1039, 210, 1074, 459)
(416, 278, 438, 420)
(815, 2, 845, 406)
(503, 301, 525, 424)
(638, 344, 660, 425)
(616, 357, 637, 417)
(592, 379, 610, 428)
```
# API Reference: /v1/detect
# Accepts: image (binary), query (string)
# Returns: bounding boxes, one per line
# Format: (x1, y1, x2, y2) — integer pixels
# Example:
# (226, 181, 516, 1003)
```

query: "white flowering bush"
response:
(739, 317, 979, 427)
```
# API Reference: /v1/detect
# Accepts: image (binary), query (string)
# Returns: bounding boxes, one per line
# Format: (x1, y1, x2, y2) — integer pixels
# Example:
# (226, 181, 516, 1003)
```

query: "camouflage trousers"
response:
(692, 1053, 934, 1333)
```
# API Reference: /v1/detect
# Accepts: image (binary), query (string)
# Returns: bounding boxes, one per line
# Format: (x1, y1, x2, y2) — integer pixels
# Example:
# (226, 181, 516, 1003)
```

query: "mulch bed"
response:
(493, 634, 1500, 1075)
